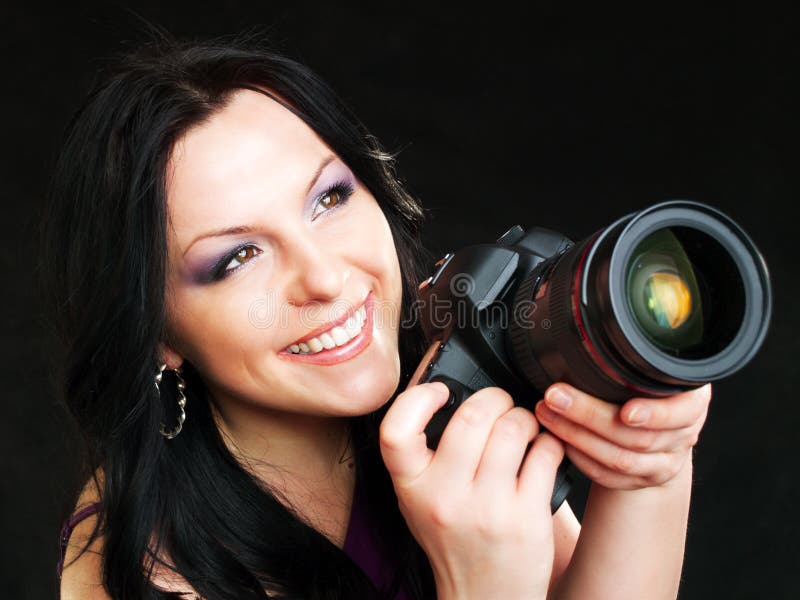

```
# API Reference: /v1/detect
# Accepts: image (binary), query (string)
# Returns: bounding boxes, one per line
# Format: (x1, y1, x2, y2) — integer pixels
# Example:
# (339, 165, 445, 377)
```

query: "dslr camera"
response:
(408, 200, 772, 511)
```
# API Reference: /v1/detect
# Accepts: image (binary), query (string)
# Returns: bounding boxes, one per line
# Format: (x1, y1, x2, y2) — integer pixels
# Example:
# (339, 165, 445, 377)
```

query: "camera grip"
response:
(423, 375, 572, 514)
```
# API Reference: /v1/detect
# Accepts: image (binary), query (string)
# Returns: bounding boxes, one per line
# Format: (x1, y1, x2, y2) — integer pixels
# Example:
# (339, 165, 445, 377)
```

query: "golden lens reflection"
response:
(643, 271, 693, 329)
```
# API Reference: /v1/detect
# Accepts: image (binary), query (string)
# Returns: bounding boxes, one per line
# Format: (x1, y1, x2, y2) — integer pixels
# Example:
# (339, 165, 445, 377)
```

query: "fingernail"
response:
(546, 387, 572, 412)
(435, 382, 451, 402)
(626, 406, 650, 426)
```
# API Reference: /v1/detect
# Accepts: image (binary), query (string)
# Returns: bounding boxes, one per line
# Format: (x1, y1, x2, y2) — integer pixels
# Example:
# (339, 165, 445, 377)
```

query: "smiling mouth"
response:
(280, 294, 369, 355)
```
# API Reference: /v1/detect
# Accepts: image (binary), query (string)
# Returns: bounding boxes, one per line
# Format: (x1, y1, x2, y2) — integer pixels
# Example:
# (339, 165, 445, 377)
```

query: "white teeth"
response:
(343, 309, 363, 333)
(284, 300, 369, 354)
(343, 317, 360, 339)
(330, 326, 350, 346)
(319, 332, 336, 349)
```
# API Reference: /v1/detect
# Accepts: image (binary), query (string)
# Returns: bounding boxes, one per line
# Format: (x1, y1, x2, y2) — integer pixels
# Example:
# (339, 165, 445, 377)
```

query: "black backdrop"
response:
(2, 3, 797, 598)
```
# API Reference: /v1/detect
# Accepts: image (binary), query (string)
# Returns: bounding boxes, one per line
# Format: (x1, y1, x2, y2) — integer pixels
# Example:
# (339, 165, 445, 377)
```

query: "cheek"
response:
(359, 203, 404, 321)
(165, 286, 275, 372)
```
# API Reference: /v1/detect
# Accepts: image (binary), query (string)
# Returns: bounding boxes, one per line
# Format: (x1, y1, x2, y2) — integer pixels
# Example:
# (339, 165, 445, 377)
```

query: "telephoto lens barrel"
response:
(508, 200, 772, 402)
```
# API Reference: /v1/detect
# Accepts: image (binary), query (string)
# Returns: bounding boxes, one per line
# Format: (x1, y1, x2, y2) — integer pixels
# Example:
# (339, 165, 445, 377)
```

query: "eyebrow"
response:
(182, 154, 338, 256)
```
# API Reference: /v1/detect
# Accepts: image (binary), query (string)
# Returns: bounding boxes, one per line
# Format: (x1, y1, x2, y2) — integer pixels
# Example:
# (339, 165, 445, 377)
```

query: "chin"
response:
(329, 363, 400, 416)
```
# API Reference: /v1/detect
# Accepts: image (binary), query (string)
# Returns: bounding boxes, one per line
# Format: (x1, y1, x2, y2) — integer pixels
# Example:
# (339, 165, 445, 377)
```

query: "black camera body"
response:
(407, 200, 772, 512)
(408, 224, 579, 511)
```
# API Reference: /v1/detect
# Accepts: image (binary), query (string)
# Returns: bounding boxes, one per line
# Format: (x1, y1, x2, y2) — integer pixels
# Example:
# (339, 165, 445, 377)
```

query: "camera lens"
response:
(508, 200, 771, 402)
(624, 226, 746, 361)
(625, 228, 702, 354)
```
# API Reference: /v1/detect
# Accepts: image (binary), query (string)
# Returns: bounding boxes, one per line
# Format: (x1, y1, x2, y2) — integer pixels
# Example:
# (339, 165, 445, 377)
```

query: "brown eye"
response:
(233, 246, 258, 265)
(311, 182, 354, 220)
(319, 190, 342, 209)
(213, 244, 264, 281)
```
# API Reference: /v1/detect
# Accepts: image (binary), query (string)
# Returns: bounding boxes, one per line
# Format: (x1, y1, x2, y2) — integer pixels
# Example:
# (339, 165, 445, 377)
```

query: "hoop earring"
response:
(155, 363, 187, 439)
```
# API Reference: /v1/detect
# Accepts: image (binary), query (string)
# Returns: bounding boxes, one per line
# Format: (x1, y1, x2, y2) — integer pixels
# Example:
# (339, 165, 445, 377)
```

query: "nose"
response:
(281, 235, 349, 307)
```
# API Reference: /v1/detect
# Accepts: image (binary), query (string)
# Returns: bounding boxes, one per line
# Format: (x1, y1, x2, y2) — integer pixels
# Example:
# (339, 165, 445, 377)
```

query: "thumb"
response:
(379, 381, 450, 486)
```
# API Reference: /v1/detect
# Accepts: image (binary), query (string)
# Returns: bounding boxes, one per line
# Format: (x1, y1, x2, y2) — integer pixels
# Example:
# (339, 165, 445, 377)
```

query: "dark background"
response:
(2, 3, 797, 598)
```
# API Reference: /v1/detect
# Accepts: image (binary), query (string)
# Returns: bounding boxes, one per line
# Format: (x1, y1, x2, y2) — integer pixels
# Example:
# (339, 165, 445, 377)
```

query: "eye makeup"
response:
(187, 245, 257, 285)
(184, 160, 358, 285)
(208, 242, 264, 282)
(304, 159, 357, 219)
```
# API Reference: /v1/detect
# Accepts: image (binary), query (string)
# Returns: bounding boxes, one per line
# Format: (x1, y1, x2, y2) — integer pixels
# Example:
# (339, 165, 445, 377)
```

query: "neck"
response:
(210, 397, 358, 547)
(208, 391, 356, 499)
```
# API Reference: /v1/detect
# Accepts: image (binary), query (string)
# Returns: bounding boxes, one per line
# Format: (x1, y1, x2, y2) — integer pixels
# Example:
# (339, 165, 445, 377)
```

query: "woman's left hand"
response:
(534, 383, 712, 490)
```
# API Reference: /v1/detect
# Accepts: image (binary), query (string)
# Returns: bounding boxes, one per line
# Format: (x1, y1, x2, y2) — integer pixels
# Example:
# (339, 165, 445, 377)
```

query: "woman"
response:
(43, 30, 711, 599)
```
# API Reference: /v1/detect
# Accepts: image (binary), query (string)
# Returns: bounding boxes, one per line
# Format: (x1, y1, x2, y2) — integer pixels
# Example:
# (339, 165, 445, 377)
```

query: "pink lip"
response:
(277, 292, 374, 366)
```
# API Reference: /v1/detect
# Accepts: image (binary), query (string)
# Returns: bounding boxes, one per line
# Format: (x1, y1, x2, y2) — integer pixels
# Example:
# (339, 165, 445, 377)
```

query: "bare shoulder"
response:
(60, 471, 201, 599)
(59, 473, 109, 599)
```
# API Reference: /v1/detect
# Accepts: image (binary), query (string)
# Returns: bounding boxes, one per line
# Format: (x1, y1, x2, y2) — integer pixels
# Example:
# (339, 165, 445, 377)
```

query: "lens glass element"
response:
(644, 272, 692, 328)
(625, 226, 746, 359)
(626, 229, 704, 355)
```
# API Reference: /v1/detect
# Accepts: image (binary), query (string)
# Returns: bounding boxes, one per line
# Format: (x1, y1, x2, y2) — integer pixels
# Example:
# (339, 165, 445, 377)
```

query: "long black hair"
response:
(39, 27, 437, 599)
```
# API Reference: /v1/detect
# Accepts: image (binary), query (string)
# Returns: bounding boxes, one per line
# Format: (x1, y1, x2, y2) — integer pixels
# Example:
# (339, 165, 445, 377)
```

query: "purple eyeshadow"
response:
(182, 158, 357, 285)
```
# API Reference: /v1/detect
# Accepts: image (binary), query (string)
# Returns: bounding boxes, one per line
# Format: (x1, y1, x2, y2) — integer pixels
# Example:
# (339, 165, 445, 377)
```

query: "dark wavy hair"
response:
(39, 28, 436, 599)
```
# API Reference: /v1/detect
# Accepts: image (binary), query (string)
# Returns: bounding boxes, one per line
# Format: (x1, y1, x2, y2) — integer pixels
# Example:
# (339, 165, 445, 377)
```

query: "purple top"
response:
(343, 479, 410, 599)
(57, 502, 101, 579)
(58, 486, 410, 599)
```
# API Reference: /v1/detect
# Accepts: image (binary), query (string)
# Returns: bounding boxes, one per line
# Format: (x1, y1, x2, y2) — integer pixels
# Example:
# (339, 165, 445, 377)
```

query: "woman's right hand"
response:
(380, 381, 565, 600)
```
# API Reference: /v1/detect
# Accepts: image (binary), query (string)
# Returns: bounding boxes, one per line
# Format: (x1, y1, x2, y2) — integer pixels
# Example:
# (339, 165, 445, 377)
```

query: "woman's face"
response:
(162, 89, 404, 421)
